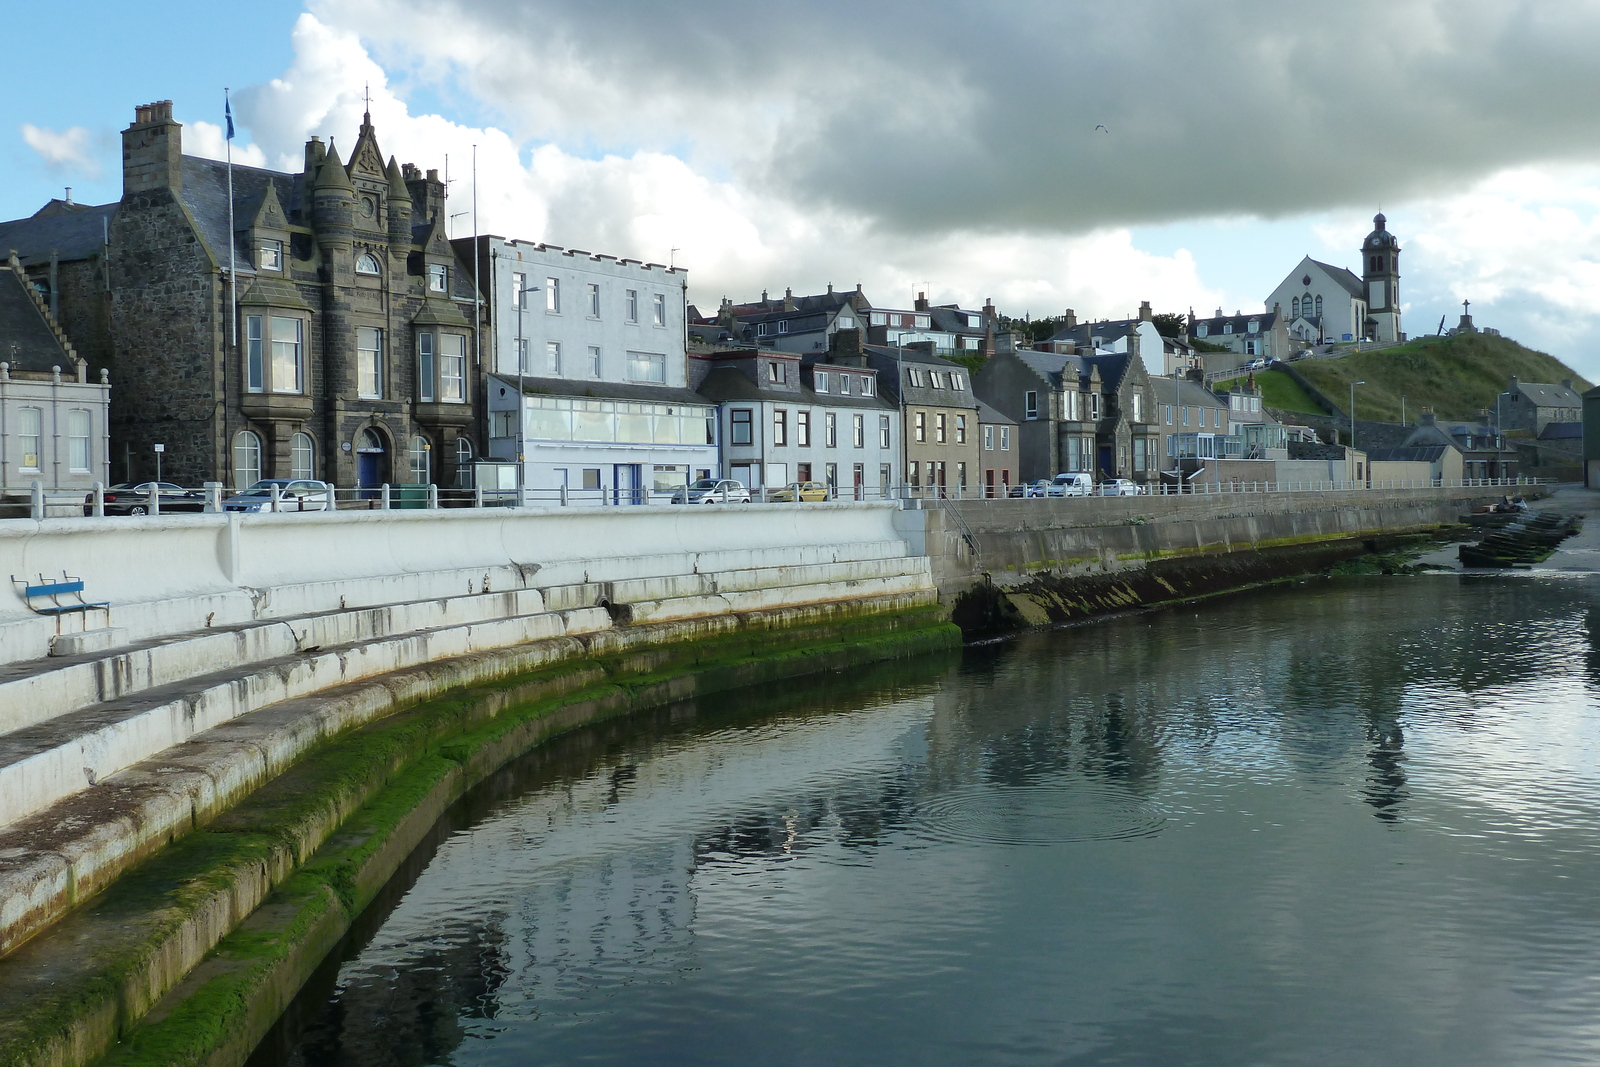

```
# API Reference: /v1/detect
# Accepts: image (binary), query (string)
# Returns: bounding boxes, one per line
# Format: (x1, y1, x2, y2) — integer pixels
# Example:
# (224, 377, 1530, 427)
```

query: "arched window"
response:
(408, 435, 431, 485)
(454, 437, 474, 487)
(289, 432, 315, 479)
(1291, 297, 1300, 318)
(233, 430, 262, 488)
(355, 253, 381, 276)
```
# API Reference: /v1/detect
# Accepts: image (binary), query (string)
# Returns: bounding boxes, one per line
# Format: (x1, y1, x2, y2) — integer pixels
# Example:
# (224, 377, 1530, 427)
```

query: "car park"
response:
(1098, 478, 1145, 496)
(769, 480, 830, 502)
(84, 481, 206, 516)
(670, 478, 752, 504)
(1046, 473, 1095, 497)
(223, 479, 334, 513)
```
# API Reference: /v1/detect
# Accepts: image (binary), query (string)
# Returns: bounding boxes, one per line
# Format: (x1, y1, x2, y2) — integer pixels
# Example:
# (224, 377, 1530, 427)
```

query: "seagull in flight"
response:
(1095, 125, 1109, 132)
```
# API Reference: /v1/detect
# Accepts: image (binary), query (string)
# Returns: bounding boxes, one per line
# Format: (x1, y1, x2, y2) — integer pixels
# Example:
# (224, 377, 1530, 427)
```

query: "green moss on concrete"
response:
(6, 606, 956, 1067)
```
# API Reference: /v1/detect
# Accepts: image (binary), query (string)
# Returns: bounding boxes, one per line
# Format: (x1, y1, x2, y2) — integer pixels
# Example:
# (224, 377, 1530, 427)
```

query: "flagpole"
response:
(226, 88, 237, 487)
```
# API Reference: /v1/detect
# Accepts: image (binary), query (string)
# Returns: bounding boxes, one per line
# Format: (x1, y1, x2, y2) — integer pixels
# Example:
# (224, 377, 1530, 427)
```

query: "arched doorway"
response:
(356, 427, 389, 496)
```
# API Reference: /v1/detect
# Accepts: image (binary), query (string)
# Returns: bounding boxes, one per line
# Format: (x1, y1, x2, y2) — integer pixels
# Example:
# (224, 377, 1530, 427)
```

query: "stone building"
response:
(0, 253, 111, 491)
(854, 338, 981, 496)
(0, 101, 483, 489)
(1267, 213, 1403, 345)
(1499, 376, 1581, 436)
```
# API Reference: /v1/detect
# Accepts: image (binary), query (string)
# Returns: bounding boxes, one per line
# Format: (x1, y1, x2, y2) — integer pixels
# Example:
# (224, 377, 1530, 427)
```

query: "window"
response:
(1196, 322, 1209, 338)
(1131, 393, 1143, 423)
(16, 407, 42, 470)
(880, 463, 892, 494)
(1291, 296, 1300, 318)
(1089, 393, 1101, 420)
(1315, 295, 1323, 317)
(455, 438, 474, 487)
(936, 413, 947, 443)
(408, 435, 430, 484)
(440, 334, 465, 401)
(731, 409, 753, 446)
(1024, 390, 1038, 420)
(951, 373, 965, 390)
(428, 264, 447, 292)
(815, 371, 829, 393)
(797, 410, 811, 447)
(546, 278, 560, 313)
(582, 469, 602, 490)
(909, 460, 920, 488)
(1164, 404, 1173, 425)
(232, 430, 261, 488)
(908, 368, 923, 388)
(626, 351, 666, 383)
(877, 415, 891, 449)
(588, 345, 601, 377)
(957, 462, 967, 490)
(853, 414, 865, 448)
(870, 312, 887, 326)
(768, 361, 784, 383)
(929, 372, 943, 390)
(960, 336, 979, 350)
(825, 462, 838, 489)
(955, 414, 966, 444)
(357, 326, 384, 398)
(798, 462, 812, 481)
(1134, 438, 1149, 472)
(1183, 406, 1190, 427)
(625, 289, 639, 323)
(515, 338, 529, 375)
(915, 315, 930, 328)
(1065, 390, 1079, 421)
(825, 411, 838, 447)
(653, 293, 667, 326)
(773, 409, 788, 447)
(67, 409, 90, 472)
(984, 424, 995, 450)
(861, 376, 874, 397)
(512, 273, 527, 309)
(1222, 322, 1233, 334)
(839, 375, 851, 395)
(246, 315, 264, 393)
(289, 432, 314, 479)
(271, 315, 303, 393)
(588, 282, 601, 318)
(776, 320, 788, 334)
(419, 332, 435, 402)
(1000, 426, 1011, 450)
(547, 341, 562, 375)
(355, 252, 380, 276)
(1248, 319, 1259, 333)
(914, 411, 927, 442)
(259, 240, 283, 271)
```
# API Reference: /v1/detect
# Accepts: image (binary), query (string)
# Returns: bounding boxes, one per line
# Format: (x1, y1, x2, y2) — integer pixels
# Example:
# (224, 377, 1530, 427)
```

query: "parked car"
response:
(1046, 472, 1095, 497)
(769, 480, 830, 502)
(224, 479, 334, 513)
(1243, 357, 1270, 372)
(1099, 478, 1145, 496)
(1009, 479, 1049, 498)
(670, 478, 751, 504)
(84, 481, 206, 516)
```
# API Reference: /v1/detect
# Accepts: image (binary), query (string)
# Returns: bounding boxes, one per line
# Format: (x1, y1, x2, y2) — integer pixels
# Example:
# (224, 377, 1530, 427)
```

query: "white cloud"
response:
(183, 121, 270, 169)
(20, 124, 103, 179)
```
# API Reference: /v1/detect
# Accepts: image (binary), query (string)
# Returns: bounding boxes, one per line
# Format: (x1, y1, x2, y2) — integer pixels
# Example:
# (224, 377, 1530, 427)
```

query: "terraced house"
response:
(0, 101, 485, 489)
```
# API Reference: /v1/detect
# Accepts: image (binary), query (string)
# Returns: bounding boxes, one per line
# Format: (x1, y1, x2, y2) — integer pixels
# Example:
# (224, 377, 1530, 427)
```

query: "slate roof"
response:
(1511, 381, 1581, 407)
(0, 266, 72, 372)
(1013, 349, 1083, 388)
(724, 289, 863, 318)
(696, 366, 892, 411)
(862, 343, 978, 409)
(1166, 378, 1227, 409)
(180, 156, 300, 277)
(1047, 318, 1140, 347)
(976, 399, 1015, 426)
(926, 306, 986, 335)
(1367, 445, 1450, 463)
(1538, 421, 1583, 440)
(496, 374, 710, 407)
(1193, 310, 1279, 336)
(1309, 258, 1365, 299)
(0, 202, 118, 267)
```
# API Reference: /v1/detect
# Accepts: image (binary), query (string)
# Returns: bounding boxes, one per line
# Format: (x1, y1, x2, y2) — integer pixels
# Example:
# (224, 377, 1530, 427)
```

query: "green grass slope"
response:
(1291, 334, 1589, 423)
(1210, 370, 1325, 416)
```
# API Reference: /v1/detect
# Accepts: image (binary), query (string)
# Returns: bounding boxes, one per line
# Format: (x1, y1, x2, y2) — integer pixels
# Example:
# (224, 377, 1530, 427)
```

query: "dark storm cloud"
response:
(326, 0, 1600, 233)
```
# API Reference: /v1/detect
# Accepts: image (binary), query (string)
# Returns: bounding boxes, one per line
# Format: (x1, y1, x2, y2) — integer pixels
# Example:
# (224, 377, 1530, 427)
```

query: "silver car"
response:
(1098, 478, 1145, 496)
(224, 479, 335, 513)
(670, 478, 752, 504)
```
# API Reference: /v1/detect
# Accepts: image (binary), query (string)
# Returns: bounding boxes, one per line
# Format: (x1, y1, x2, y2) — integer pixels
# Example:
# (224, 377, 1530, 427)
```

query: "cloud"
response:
(183, 121, 270, 169)
(20, 124, 104, 179)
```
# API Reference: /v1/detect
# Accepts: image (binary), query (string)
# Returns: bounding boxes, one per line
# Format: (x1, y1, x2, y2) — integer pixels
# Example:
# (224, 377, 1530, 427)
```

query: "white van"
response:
(1046, 473, 1095, 497)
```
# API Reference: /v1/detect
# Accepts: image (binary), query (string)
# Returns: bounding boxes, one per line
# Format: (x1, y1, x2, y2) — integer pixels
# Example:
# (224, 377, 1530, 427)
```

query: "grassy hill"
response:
(1287, 333, 1589, 423)
(1209, 370, 1325, 415)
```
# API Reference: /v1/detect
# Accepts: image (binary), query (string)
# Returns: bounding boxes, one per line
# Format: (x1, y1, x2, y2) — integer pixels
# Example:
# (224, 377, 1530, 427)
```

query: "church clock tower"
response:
(1361, 212, 1402, 343)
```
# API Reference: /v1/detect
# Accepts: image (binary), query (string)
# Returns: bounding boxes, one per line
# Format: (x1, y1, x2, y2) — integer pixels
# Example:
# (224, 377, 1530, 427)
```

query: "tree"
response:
(1150, 312, 1188, 338)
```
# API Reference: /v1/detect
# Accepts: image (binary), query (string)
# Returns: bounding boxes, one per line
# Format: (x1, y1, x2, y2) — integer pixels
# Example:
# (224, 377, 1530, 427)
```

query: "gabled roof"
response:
(926, 305, 986, 334)
(1193, 310, 1279, 334)
(976, 399, 1015, 426)
(696, 365, 892, 410)
(180, 155, 300, 276)
(0, 201, 118, 267)
(1308, 258, 1365, 299)
(1538, 421, 1582, 440)
(0, 261, 75, 372)
(1368, 445, 1449, 463)
(1013, 349, 1082, 389)
(1047, 317, 1141, 347)
(1511, 381, 1581, 407)
(493, 374, 709, 407)
(1165, 378, 1226, 408)
(725, 289, 864, 318)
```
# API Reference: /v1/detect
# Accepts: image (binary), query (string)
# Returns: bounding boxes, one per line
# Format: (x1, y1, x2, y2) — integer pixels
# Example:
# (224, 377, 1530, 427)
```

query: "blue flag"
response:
(225, 97, 234, 141)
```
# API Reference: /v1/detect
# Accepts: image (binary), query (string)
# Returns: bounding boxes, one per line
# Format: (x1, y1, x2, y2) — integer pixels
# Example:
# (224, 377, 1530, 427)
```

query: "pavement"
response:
(1528, 483, 1600, 574)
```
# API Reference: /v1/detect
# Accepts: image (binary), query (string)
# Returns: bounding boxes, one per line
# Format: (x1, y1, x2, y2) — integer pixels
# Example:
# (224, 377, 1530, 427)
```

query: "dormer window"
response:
(861, 376, 874, 396)
(840, 375, 851, 395)
(259, 240, 283, 272)
(355, 253, 381, 276)
(767, 361, 785, 383)
(815, 371, 829, 393)
(1197, 323, 1209, 338)
(1247, 319, 1259, 333)
(428, 264, 447, 293)
(1222, 322, 1234, 334)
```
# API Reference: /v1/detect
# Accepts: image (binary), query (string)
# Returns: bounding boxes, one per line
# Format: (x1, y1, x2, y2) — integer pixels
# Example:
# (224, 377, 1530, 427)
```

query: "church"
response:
(1266, 213, 1403, 345)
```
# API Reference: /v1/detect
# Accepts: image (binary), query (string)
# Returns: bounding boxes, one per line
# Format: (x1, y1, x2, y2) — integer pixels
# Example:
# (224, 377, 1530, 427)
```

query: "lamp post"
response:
(1349, 380, 1365, 449)
(513, 283, 541, 503)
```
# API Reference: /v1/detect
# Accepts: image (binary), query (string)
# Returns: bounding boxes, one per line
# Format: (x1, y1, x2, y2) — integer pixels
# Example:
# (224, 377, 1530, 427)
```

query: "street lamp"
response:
(513, 283, 542, 503)
(1349, 380, 1366, 449)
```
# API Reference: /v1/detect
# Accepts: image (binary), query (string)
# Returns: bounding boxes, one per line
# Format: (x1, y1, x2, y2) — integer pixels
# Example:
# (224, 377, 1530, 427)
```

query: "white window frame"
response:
(588, 345, 602, 377)
(428, 264, 447, 292)
(67, 408, 90, 472)
(232, 430, 261, 488)
(626, 350, 666, 383)
(357, 326, 384, 399)
(588, 282, 601, 318)
(355, 252, 381, 276)
(289, 432, 315, 479)
(626, 289, 639, 323)
(418, 331, 436, 402)
(1024, 390, 1038, 420)
(511, 273, 527, 309)
(16, 406, 42, 470)
(259, 239, 284, 272)
(270, 314, 304, 394)
(440, 334, 466, 402)
(815, 371, 829, 393)
(546, 277, 560, 313)
(653, 292, 667, 326)
(853, 414, 865, 449)
(547, 340, 563, 375)
(879, 415, 891, 449)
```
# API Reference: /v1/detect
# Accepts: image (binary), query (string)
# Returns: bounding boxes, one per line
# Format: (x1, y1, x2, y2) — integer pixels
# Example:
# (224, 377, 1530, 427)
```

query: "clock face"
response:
(362, 195, 376, 219)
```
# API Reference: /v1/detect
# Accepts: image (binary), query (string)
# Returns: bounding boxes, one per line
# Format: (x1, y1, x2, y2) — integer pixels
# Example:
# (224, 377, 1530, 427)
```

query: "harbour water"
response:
(253, 572, 1600, 1066)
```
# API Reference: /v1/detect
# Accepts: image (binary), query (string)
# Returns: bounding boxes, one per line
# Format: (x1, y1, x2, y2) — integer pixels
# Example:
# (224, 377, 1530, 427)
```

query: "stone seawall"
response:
(908, 486, 1539, 631)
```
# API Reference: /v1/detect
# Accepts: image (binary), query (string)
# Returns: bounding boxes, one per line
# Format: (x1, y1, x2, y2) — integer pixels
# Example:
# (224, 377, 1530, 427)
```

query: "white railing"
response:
(4, 474, 1551, 521)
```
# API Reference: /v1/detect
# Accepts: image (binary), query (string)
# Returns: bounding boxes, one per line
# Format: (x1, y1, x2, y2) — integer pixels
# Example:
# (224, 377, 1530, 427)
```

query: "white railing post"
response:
(92, 481, 105, 517)
(149, 484, 161, 516)
(269, 483, 282, 513)
(30, 480, 43, 520)
(204, 481, 222, 513)
(427, 483, 439, 509)
(474, 485, 484, 508)
(380, 483, 391, 510)
(560, 484, 569, 507)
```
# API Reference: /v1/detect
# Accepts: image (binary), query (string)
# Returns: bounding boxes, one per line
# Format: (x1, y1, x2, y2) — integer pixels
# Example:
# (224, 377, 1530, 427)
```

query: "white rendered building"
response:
(471, 236, 716, 501)
(1266, 214, 1402, 345)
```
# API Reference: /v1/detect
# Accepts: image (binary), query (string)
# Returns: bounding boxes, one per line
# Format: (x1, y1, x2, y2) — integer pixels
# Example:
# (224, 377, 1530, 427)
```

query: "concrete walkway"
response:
(1529, 484, 1600, 575)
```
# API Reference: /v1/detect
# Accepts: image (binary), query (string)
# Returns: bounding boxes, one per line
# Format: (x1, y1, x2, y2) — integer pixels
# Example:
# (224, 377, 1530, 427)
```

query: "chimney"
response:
(1563, 378, 1573, 390)
(829, 327, 866, 364)
(1420, 407, 1436, 427)
(827, 282, 833, 294)
(1138, 300, 1152, 321)
(122, 100, 183, 197)
(914, 291, 929, 312)
(304, 136, 326, 174)
(783, 286, 796, 311)
(1063, 308, 1077, 329)
(1508, 375, 1518, 392)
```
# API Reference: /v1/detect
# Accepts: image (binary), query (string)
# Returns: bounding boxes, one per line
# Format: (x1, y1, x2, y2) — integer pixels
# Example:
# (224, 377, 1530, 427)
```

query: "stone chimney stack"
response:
(783, 287, 796, 311)
(1508, 375, 1519, 392)
(304, 136, 326, 174)
(1138, 300, 1153, 321)
(829, 327, 866, 365)
(1563, 378, 1573, 390)
(1063, 308, 1077, 329)
(122, 100, 183, 197)
(1420, 407, 1436, 426)
(915, 292, 929, 312)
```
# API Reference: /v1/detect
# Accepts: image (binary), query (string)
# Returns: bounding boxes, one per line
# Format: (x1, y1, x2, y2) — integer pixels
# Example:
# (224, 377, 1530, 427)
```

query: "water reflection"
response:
(257, 574, 1600, 1067)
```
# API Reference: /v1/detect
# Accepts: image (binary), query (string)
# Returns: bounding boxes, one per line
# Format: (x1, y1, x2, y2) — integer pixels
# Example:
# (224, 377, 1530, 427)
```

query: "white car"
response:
(1046, 472, 1095, 497)
(224, 479, 334, 513)
(1243, 357, 1270, 372)
(1098, 478, 1145, 496)
(671, 478, 751, 504)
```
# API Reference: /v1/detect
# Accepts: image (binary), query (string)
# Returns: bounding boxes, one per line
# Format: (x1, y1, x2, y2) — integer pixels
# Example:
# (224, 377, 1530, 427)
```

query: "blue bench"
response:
(12, 573, 111, 630)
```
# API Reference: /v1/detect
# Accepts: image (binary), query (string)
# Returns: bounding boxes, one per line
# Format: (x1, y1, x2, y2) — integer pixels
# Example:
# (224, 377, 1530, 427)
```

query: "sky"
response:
(8, 0, 1600, 378)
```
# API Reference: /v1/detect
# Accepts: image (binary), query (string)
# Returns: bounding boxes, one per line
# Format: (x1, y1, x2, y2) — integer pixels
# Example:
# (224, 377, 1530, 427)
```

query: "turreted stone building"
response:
(0, 100, 483, 488)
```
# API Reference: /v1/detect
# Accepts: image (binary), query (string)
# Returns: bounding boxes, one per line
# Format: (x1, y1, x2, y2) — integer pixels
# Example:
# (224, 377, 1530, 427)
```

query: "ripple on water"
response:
(909, 781, 1167, 847)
